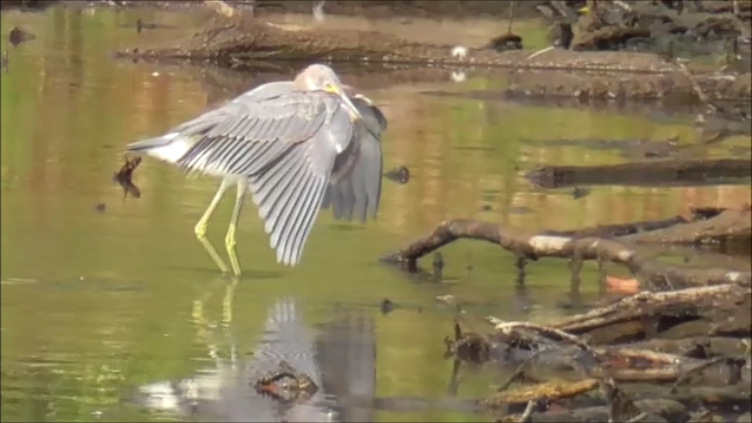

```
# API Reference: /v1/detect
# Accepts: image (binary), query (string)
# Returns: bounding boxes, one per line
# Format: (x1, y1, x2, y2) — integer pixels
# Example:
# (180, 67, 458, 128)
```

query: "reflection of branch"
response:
(672, 61, 710, 106)
(519, 400, 536, 422)
(495, 350, 543, 392)
(662, 53, 747, 129)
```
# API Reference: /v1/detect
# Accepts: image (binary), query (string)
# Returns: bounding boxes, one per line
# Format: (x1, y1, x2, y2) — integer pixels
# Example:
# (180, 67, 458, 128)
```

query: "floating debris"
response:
(384, 166, 410, 184)
(253, 359, 319, 404)
(112, 155, 142, 199)
(572, 186, 591, 199)
(7, 26, 34, 47)
(379, 298, 395, 315)
(484, 2, 524, 52)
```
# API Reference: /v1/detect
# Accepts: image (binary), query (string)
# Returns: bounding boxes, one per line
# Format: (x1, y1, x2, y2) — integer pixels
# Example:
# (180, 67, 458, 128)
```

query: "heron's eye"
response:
(323, 82, 335, 93)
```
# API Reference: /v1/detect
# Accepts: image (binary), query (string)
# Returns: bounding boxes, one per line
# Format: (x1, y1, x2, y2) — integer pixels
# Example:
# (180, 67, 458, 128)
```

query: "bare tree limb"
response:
(381, 214, 751, 289)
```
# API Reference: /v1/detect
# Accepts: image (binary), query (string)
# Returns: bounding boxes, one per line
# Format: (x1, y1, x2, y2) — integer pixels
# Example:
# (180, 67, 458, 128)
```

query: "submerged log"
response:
(524, 159, 752, 189)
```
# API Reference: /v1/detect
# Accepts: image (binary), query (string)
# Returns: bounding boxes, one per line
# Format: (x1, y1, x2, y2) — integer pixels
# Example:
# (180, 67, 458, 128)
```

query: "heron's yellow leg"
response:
(225, 179, 248, 277)
(195, 179, 232, 274)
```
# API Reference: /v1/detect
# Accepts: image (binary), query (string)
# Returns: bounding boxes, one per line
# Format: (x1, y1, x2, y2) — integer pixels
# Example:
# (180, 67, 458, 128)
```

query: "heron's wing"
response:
(175, 91, 349, 179)
(248, 100, 355, 266)
(321, 99, 385, 223)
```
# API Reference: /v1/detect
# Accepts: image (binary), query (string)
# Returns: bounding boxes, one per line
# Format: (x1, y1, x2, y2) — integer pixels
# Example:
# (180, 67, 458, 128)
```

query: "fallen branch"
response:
(482, 316, 746, 383)
(482, 378, 600, 407)
(381, 216, 752, 289)
(553, 284, 751, 340)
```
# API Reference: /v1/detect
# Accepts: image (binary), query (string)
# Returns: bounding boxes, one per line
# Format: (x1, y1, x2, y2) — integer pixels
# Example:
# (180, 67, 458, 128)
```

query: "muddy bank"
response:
(1, 0, 548, 19)
(115, 15, 683, 72)
(112, 3, 750, 102)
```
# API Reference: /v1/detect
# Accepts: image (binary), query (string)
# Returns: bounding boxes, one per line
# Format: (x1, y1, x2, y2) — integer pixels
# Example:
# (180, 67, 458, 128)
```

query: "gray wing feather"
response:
(352, 116, 384, 221)
(175, 92, 336, 178)
(236, 81, 295, 102)
(321, 99, 385, 223)
(249, 104, 353, 266)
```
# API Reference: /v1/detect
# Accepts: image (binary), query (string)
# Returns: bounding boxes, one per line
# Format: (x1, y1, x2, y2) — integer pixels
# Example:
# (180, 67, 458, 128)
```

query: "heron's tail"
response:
(126, 133, 191, 164)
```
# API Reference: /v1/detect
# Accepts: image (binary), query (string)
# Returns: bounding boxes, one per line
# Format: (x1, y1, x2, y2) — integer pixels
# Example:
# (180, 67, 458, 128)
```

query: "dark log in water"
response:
(524, 159, 752, 189)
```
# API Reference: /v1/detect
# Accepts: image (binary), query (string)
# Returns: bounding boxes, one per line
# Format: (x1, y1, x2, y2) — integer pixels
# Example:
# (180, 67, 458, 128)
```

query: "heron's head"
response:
(296, 64, 363, 121)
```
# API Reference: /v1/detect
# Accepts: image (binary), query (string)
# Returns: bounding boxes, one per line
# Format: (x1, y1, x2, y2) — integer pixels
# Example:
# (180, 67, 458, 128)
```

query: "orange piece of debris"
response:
(605, 275, 640, 295)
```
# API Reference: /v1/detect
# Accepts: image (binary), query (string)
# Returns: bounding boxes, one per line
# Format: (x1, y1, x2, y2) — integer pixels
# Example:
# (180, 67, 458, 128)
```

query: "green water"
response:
(1, 5, 750, 423)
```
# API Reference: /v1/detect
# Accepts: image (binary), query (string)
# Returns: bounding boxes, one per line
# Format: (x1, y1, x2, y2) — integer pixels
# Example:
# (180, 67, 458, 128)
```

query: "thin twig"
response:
(507, 1, 515, 34)
(625, 412, 648, 423)
(519, 400, 536, 423)
(670, 356, 740, 393)
(497, 350, 544, 392)
(488, 319, 593, 352)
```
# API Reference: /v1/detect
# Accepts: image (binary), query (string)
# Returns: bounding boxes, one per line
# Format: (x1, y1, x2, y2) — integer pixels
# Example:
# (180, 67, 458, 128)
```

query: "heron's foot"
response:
(225, 229, 242, 277)
(195, 222, 231, 274)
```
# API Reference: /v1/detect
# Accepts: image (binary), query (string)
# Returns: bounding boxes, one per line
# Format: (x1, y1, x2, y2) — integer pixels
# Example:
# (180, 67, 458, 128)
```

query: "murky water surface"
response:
(1, 5, 750, 423)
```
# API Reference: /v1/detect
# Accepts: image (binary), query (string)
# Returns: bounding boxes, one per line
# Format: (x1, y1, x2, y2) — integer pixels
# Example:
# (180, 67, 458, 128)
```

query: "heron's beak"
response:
(328, 84, 363, 121)
(353, 93, 373, 105)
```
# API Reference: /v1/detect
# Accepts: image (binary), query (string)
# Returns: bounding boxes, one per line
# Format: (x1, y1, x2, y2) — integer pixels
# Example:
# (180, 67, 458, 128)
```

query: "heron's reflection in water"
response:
(136, 281, 376, 422)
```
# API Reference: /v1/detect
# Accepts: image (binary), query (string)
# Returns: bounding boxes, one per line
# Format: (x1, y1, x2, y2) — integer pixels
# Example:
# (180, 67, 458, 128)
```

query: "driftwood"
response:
(550, 284, 751, 340)
(447, 302, 752, 422)
(381, 208, 752, 289)
(486, 303, 749, 375)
